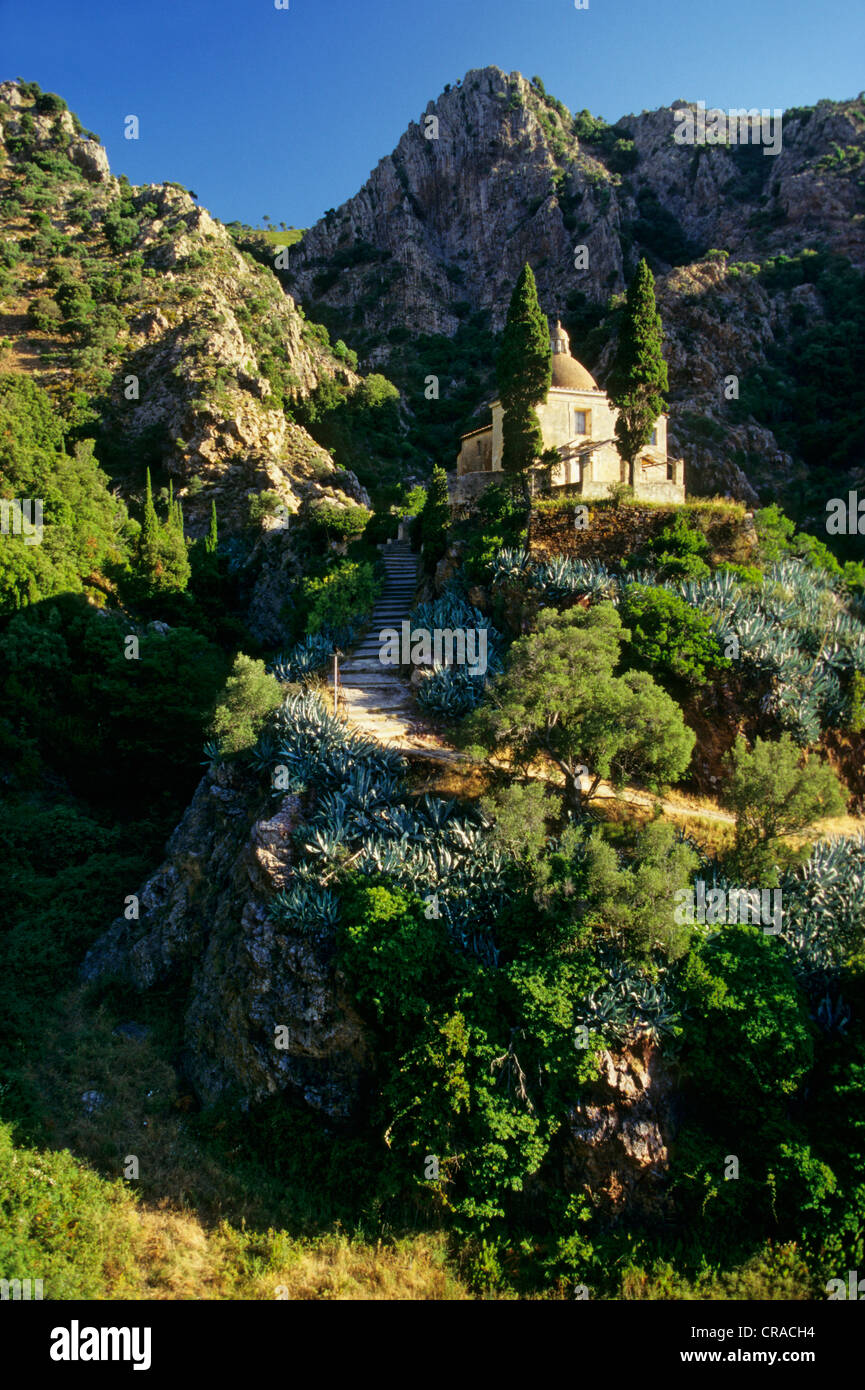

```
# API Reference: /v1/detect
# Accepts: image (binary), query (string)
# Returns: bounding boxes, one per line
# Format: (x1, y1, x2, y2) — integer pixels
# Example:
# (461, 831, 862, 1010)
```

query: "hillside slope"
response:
(0, 79, 379, 641)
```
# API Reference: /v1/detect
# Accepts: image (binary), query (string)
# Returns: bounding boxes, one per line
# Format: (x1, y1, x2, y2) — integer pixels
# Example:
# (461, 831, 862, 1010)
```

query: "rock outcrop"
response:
(558, 1040, 679, 1215)
(80, 760, 373, 1121)
(0, 80, 372, 640)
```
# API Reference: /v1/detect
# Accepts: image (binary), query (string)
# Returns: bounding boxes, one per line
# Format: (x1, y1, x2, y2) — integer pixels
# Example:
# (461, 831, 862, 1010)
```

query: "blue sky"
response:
(1, 0, 862, 229)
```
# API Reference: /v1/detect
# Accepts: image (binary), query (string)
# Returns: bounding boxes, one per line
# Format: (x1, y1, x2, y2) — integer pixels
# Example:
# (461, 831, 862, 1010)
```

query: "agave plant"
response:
(778, 832, 865, 991)
(254, 689, 514, 964)
(270, 633, 334, 684)
(573, 956, 679, 1044)
(269, 882, 341, 932)
(815, 991, 852, 1036)
(200, 738, 222, 768)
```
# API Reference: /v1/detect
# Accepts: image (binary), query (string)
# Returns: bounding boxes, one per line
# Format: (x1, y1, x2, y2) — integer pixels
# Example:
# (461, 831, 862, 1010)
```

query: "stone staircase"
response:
(329, 541, 424, 744)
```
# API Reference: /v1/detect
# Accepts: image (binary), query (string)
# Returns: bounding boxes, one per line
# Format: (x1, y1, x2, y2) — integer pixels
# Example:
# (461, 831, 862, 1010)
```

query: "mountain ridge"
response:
(285, 65, 865, 508)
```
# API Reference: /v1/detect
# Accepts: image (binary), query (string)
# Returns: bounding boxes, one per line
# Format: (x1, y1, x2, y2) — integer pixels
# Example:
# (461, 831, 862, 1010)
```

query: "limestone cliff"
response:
(287, 67, 865, 502)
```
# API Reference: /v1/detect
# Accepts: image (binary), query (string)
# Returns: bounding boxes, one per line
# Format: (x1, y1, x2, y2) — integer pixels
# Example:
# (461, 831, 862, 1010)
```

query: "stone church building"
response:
(452, 321, 685, 504)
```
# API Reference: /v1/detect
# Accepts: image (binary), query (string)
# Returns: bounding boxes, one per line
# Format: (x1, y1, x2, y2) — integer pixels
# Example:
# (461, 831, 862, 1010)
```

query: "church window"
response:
(573, 409, 587, 436)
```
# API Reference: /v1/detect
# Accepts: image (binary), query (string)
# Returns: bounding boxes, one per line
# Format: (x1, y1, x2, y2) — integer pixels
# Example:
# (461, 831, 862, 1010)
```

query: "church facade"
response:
(454, 322, 685, 504)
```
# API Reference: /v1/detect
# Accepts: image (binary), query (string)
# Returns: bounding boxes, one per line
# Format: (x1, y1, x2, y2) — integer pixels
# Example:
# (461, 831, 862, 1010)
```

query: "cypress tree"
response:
(497, 264, 552, 492)
(135, 469, 190, 597)
(138, 467, 161, 583)
(158, 484, 190, 593)
(205, 500, 218, 555)
(420, 464, 450, 571)
(607, 258, 669, 489)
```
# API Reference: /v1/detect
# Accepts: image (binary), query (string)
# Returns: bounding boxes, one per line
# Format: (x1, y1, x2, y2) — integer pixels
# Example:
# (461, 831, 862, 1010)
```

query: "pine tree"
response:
(205, 500, 218, 555)
(497, 264, 552, 492)
(607, 258, 669, 489)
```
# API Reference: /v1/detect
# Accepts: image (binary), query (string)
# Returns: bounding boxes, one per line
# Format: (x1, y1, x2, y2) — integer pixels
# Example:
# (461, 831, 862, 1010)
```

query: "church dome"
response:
(550, 320, 599, 391)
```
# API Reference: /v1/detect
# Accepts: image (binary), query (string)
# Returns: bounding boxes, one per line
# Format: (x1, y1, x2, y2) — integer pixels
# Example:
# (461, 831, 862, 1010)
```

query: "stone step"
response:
(336, 658, 394, 672)
(336, 671, 405, 685)
(338, 691, 415, 713)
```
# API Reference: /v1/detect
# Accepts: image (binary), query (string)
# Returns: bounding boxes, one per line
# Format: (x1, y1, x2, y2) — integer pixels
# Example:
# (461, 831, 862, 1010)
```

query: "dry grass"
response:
(130, 1217, 473, 1300)
(15, 986, 479, 1301)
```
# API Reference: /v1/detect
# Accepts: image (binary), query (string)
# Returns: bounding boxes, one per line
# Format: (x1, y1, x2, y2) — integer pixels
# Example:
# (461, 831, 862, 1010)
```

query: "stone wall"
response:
(531, 500, 755, 565)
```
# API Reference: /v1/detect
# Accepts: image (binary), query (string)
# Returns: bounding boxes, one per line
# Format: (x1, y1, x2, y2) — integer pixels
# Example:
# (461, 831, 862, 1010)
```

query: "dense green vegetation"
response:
(0, 375, 130, 611)
(2, 77, 864, 1305)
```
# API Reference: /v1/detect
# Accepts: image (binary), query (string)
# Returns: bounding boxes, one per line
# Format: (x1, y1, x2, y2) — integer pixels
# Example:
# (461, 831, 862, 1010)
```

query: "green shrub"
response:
(647, 510, 711, 578)
(306, 501, 372, 540)
(679, 925, 814, 1125)
(27, 294, 62, 333)
(34, 92, 67, 115)
(848, 670, 865, 734)
(247, 490, 285, 525)
(722, 733, 847, 880)
(301, 560, 380, 635)
(619, 583, 729, 684)
(715, 562, 763, 586)
(210, 654, 283, 756)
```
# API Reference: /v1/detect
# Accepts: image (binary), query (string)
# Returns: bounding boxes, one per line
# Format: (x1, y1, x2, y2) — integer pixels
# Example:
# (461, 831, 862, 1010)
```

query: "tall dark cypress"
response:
(607, 258, 669, 488)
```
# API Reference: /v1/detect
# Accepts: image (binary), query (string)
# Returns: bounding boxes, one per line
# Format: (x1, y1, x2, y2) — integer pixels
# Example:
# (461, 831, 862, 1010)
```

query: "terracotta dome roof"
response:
(550, 320, 599, 391)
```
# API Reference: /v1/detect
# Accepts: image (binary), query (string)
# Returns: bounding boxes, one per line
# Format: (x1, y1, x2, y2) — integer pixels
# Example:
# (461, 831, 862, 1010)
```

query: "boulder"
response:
(69, 136, 111, 183)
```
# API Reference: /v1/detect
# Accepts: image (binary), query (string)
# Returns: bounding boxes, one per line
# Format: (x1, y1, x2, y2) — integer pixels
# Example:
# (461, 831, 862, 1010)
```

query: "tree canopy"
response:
(463, 602, 695, 811)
